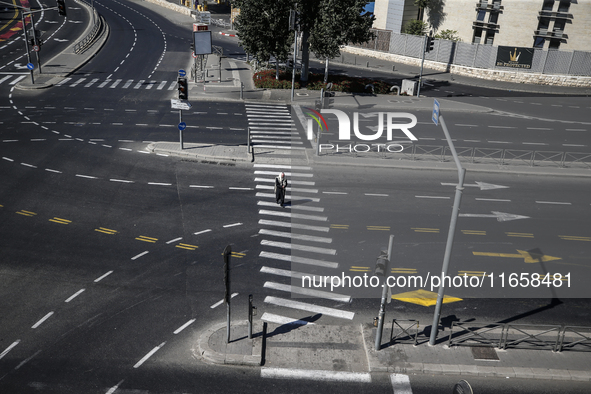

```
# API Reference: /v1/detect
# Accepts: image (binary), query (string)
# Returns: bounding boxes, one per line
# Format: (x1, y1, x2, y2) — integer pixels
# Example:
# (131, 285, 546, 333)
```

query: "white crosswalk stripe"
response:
(70, 77, 86, 87)
(8, 76, 181, 91)
(248, 103, 354, 323)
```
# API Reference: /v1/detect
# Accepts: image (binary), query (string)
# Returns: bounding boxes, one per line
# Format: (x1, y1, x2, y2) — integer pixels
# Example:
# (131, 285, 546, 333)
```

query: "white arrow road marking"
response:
(53, 38, 68, 41)
(441, 181, 509, 190)
(459, 211, 530, 221)
(13, 64, 28, 70)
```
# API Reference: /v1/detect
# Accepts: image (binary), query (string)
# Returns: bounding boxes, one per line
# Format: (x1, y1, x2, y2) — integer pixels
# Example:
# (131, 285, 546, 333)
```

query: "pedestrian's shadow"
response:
(265, 314, 322, 338)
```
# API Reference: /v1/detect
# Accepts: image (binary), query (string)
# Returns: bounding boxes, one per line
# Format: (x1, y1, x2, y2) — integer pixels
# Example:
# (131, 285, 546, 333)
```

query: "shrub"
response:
(253, 69, 300, 90)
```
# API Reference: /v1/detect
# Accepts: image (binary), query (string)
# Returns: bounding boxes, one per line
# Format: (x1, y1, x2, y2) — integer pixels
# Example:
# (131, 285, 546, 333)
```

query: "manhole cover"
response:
(471, 346, 499, 360)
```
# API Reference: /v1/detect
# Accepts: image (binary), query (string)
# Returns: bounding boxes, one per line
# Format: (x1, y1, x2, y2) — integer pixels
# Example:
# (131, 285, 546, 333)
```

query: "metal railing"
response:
(448, 322, 591, 352)
(74, 3, 102, 54)
(320, 144, 591, 170)
(390, 319, 419, 346)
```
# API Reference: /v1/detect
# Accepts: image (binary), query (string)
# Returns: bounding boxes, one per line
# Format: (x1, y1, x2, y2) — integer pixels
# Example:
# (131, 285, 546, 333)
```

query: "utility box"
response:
(401, 79, 417, 96)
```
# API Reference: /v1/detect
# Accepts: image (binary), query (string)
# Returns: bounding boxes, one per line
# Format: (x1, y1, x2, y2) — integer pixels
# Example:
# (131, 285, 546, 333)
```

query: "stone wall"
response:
(342, 45, 591, 87)
(143, 0, 193, 16)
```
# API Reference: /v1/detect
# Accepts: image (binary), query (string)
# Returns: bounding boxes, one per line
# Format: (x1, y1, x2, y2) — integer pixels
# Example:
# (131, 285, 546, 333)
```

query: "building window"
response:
(548, 39, 561, 49)
(534, 37, 545, 48)
(476, 9, 486, 21)
(472, 28, 483, 44)
(484, 30, 495, 45)
(557, 0, 570, 12)
(542, 0, 554, 11)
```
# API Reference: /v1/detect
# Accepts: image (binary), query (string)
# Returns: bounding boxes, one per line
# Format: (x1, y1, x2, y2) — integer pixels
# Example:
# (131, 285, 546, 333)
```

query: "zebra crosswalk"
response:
(0, 74, 178, 90)
(246, 103, 354, 325)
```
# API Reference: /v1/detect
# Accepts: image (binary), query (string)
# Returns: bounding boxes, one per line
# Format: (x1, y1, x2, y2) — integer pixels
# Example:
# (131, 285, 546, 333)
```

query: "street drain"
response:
(470, 346, 499, 360)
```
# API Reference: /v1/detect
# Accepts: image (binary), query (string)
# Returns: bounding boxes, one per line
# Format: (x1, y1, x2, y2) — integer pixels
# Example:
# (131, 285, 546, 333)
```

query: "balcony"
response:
(475, 1, 503, 11)
(538, 10, 573, 20)
(533, 29, 568, 39)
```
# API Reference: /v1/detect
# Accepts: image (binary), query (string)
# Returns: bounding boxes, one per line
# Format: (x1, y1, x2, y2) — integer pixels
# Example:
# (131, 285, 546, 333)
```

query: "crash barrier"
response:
(390, 319, 419, 346)
(74, 1, 102, 54)
(211, 18, 231, 28)
(448, 322, 591, 352)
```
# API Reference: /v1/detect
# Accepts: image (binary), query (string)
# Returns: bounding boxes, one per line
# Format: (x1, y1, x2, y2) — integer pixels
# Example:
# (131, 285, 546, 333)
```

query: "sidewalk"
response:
(195, 320, 591, 382)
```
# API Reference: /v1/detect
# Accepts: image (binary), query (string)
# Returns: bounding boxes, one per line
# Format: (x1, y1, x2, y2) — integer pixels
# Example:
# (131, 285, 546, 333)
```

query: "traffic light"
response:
(374, 254, 389, 277)
(56, 0, 67, 17)
(30, 38, 35, 47)
(177, 77, 188, 100)
(426, 35, 435, 53)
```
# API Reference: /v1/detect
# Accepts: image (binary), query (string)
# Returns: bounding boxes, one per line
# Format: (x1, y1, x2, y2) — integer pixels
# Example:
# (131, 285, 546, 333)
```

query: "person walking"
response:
(274, 172, 288, 207)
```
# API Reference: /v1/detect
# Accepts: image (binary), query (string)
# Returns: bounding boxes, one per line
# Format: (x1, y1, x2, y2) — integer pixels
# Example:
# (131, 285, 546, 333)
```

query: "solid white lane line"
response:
(535, 201, 572, 205)
(133, 342, 166, 368)
(32, 312, 54, 329)
(65, 289, 85, 302)
(260, 368, 370, 382)
(415, 196, 450, 199)
(210, 293, 238, 308)
(259, 229, 332, 243)
(476, 198, 511, 202)
(190, 185, 214, 188)
(166, 237, 182, 244)
(194, 229, 212, 235)
(0, 340, 20, 360)
(264, 281, 351, 303)
(260, 251, 338, 269)
(264, 296, 354, 320)
(260, 312, 314, 326)
(173, 319, 196, 334)
(391, 374, 413, 394)
(223, 222, 242, 228)
(94, 270, 113, 282)
(131, 251, 149, 260)
(323, 191, 348, 195)
(259, 209, 327, 221)
(258, 219, 329, 232)
(261, 240, 336, 255)
(253, 164, 312, 170)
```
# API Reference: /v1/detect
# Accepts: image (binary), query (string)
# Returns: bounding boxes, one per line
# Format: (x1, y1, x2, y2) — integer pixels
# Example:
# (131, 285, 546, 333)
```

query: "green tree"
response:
(234, 0, 294, 79)
(301, 0, 374, 84)
(435, 29, 461, 42)
(403, 19, 428, 36)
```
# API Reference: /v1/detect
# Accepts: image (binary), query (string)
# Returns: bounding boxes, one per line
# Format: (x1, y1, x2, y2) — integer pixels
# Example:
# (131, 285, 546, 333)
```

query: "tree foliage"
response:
(234, 0, 293, 64)
(403, 19, 428, 36)
(435, 29, 461, 42)
(308, 0, 375, 60)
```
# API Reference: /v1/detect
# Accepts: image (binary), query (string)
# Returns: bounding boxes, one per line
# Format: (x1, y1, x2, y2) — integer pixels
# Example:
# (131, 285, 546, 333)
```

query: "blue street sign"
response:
(178, 69, 186, 77)
(27, 63, 35, 70)
(432, 98, 440, 126)
(178, 122, 187, 131)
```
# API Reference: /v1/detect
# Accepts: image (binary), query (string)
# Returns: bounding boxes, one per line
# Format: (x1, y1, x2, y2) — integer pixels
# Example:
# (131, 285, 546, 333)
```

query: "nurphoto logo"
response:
(304, 108, 418, 153)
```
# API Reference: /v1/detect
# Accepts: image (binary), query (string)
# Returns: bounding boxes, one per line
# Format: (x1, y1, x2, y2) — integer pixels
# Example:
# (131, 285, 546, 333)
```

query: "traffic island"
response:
(195, 321, 264, 366)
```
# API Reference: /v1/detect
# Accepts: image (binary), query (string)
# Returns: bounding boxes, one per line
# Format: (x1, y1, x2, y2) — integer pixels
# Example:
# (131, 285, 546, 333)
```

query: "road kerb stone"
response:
(512, 367, 535, 379)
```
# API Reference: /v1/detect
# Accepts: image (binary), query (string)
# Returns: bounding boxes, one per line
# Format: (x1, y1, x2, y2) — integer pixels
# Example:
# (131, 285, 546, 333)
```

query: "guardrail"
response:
(447, 322, 591, 352)
(211, 18, 231, 28)
(390, 319, 419, 346)
(74, 1, 102, 54)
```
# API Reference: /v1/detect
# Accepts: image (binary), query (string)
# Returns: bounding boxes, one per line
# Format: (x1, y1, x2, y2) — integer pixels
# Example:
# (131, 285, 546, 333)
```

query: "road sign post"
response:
(429, 103, 466, 346)
(375, 234, 394, 351)
(223, 245, 232, 343)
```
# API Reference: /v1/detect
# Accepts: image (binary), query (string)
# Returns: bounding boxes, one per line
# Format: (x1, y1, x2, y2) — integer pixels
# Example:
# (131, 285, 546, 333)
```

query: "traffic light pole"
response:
(179, 109, 183, 150)
(30, 12, 41, 74)
(417, 35, 427, 97)
(21, 13, 34, 84)
(428, 115, 465, 346)
(375, 234, 394, 351)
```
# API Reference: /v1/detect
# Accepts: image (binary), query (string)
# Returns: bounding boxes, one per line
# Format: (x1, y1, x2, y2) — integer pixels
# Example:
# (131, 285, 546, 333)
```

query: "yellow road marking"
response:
(95, 227, 117, 235)
(391, 268, 417, 274)
(473, 250, 561, 263)
(506, 232, 534, 238)
(330, 224, 349, 229)
(349, 268, 369, 272)
(458, 270, 486, 277)
(49, 217, 71, 224)
(0, 0, 19, 35)
(136, 235, 157, 243)
(461, 230, 486, 235)
(412, 227, 439, 233)
(367, 226, 390, 231)
(16, 210, 37, 217)
(392, 289, 462, 306)
(559, 235, 591, 242)
(176, 244, 197, 250)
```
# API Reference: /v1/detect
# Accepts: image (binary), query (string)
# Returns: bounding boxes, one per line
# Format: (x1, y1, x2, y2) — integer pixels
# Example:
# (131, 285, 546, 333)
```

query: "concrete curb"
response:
(360, 324, 590, 381)
(147, 142, 251, 163)
(195, 321, 263, 367)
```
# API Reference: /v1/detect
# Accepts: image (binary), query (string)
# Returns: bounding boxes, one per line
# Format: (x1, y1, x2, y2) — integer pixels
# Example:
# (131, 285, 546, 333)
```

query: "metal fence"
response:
(352, 29, 591, 77)
(448, 322, 591, 352)
(74, 1, 103, 55)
